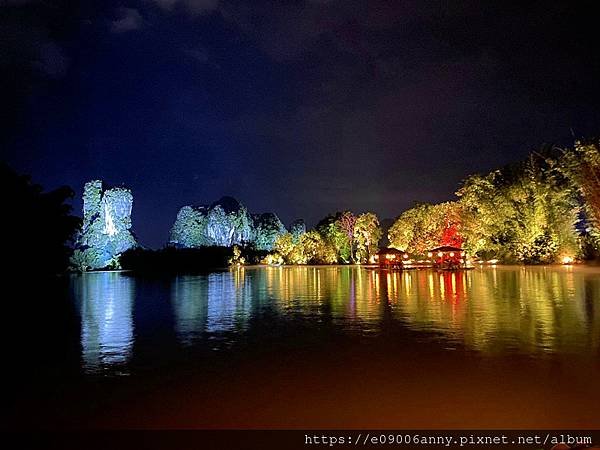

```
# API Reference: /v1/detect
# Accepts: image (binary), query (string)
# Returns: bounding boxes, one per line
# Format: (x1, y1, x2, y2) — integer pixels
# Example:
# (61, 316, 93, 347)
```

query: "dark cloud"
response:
(220, 0, 438, 63)
(0, 0, 90, 144)
(110, 7, 145, 33)
(152, 0, 219, 15)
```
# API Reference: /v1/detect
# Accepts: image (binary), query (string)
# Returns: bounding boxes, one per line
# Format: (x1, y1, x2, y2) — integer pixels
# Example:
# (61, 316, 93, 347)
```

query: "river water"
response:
(9, 265, 600, 429)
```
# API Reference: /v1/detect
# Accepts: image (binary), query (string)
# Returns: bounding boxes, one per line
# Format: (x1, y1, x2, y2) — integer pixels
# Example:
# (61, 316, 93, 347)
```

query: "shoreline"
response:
(69, 262, 600, 276)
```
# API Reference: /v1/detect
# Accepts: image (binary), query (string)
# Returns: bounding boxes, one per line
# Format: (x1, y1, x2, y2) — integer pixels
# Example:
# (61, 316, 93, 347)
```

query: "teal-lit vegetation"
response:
(169, 196, 292, 252)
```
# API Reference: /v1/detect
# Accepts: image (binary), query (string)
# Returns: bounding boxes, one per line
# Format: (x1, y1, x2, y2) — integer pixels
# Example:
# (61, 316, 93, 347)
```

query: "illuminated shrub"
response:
(262, 253, 284, 265)
(228, 245, 246, 266)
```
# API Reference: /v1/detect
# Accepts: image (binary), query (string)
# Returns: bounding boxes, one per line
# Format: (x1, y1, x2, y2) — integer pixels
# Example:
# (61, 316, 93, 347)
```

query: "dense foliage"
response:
(267, 211, 382, 265)
(388, 202, 462, 254)
(558, 140, 600, 251)
(169, 196, 286, 251)
(457, 153, 581, 263)
(251, 213, 287, 251)
(169, 198, 254, 248)
(1, 163, 80, 275)
(388, 140, 600, 264)
(289, 219, 306, 242)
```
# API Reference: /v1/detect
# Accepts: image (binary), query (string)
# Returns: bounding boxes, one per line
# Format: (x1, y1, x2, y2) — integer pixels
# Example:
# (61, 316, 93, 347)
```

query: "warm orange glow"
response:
(449, 252, 455, 257)
(562, 256, 574, 264)
(438, 252, 443, 258)
(403, 253, 409, 259)
(427, 252, 433, 258)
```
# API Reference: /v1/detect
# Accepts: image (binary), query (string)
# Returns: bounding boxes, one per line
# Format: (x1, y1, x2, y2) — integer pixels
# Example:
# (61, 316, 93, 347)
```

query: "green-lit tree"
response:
(316, 214, 352, 263)
(388, 202, 461, 254)
(338, 211, 357, 261)
(457, 151, 581, 263)
(300, 231, 337, 264)
(271, 229, 338, 265)
(273, 232, 299, 263)
(354, 212, 382, 263)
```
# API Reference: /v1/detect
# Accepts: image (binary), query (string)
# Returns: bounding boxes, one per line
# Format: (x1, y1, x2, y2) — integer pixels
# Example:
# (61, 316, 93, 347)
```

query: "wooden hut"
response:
(374, 247, 406, 269)
(428, 245, 465, 269)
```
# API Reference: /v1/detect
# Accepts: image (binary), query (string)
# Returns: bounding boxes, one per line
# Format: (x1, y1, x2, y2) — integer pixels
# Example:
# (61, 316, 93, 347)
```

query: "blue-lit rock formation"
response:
(72, 180, 138, 270)
(169, 196, 286, 250)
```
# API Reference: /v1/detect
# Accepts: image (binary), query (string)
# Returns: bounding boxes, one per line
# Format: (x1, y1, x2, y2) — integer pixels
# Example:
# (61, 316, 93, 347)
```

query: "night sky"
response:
(2, 0, 599, 247)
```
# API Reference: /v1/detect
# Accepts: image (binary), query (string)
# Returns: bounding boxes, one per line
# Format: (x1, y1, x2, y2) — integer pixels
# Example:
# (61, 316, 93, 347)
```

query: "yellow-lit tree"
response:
(354, 212, 382, 263)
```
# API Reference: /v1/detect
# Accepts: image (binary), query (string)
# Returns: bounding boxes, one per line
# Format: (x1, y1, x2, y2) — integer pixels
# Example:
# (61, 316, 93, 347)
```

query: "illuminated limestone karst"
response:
(72, 180, 138, 270)
(169, 196, 287, 250)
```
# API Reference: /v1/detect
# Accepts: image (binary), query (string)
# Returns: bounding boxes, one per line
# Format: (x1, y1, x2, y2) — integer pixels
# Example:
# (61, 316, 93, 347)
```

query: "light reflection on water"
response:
(72, 272, 135, 374)
(71, 266, 600, 374)
(171, 272, 253, 346)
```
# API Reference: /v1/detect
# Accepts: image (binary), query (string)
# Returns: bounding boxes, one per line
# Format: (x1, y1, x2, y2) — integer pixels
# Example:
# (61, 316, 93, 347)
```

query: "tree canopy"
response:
(1, 163, 80, 275)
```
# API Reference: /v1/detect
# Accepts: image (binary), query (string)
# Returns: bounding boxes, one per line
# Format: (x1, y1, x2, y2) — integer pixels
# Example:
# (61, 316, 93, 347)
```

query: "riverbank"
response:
(116, 253, 597, 275)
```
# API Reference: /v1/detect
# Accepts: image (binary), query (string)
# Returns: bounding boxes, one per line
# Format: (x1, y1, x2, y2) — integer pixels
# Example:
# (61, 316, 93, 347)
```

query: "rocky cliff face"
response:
(72, 180, 137, 270)
(169, 196, 286, 250)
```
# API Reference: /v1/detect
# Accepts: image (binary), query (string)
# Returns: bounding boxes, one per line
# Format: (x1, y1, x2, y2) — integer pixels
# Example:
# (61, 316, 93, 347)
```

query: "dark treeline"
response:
(1, 163, 80, 276)
(1, 163, 81, 384)
(119, 246, 269, 274)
